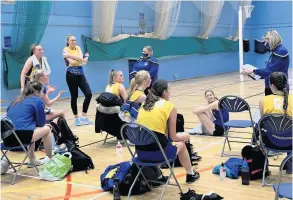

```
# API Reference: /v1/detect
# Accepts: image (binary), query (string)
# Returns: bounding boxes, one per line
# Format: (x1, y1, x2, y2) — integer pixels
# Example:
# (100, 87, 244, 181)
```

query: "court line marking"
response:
(87, 192, 108, 200)
(64, 175, 72, 200)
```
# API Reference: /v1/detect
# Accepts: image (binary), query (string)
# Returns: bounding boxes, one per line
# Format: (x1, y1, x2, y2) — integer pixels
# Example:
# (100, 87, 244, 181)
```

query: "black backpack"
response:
(65, 141, 95, 172)
(118, 164, 162, 195)
(51, 117, 79, 146)
(241, 145, 270, 180)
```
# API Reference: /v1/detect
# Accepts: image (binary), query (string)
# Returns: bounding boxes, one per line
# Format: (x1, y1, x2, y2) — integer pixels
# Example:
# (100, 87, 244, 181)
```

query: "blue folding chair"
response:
(258, 114, 292, 186)
(273, 152, 292, 200)
(218, 95, 255, 157)
(1, 117, 39, 185)
(120, 123, 183, 200)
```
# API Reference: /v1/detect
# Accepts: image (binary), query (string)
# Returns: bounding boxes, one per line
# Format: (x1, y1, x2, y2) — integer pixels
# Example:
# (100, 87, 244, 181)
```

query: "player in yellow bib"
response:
(137, 79, 200, 184)
(105, 70, 127, 102)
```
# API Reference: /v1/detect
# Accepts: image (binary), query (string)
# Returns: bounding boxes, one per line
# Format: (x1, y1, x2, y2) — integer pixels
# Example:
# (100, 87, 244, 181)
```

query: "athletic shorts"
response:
(202, 124, 224, 136)
(136, 141, 178, 163)
(3, 130, 34, 147)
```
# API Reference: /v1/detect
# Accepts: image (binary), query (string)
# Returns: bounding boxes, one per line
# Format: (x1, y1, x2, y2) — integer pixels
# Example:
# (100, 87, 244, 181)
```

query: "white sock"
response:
(187, 168, 195, 175)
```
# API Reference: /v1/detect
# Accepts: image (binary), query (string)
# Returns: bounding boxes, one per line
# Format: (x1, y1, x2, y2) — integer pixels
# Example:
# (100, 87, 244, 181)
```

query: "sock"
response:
(187, 168, 195, 175)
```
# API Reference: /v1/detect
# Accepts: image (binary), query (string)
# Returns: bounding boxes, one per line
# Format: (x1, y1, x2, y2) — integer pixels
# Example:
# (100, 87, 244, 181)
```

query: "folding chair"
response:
(258, 114, 292, 186)
(1, 117, 39, 185)
(120, 123, 183, 200)
(219, 95, 256, 157)
(273, 153, 292, 200)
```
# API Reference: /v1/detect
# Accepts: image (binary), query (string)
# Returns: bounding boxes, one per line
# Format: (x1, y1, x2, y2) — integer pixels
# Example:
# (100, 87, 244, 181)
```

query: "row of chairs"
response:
(1, 95, 292, 199)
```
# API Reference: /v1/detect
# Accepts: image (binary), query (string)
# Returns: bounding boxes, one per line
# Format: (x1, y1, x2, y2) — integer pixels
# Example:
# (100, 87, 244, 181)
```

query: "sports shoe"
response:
(27, 158, 44, 168)
(80, 117, 93, 125)
(41, 156, 51, 164)
(180, 189, 201, 200)
(74, 118, 82, 126)
(186, 170, 200, 184)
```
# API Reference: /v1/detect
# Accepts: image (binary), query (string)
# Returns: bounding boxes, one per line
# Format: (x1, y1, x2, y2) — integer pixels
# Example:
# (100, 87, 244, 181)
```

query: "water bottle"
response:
(113, 178, 121, 200)
(220, 163, 226, 181)
(241, 160, 250, 185)
(116, 141, 122, 155)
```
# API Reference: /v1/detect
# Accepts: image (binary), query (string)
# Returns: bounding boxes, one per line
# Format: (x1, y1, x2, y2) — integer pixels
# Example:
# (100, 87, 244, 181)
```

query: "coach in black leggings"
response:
(63, 34, 92, 126)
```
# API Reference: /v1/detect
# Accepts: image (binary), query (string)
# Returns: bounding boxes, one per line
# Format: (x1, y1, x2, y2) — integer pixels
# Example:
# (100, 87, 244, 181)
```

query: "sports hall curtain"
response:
(92, 1, 181, 43)
(92, 0, 117, 43)
(3, 1, 52, 89)
(193, 1, 225, 39)
(82, 35, 238, 61)
(227, 0, 252, 41)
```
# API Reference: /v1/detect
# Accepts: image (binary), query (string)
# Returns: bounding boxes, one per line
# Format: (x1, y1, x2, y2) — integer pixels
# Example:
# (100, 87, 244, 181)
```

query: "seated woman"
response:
(136, 79, 199, 183)
(191, 90, 229, 136)
(5, 81, 52, 166)
(258, 72, 292, 173)
(119, 70, 151, 122)
(32, 70, 66, 121)
(105, 70, 127, 102)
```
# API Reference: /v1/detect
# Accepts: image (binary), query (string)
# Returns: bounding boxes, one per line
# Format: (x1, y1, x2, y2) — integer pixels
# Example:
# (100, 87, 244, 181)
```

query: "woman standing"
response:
(131, 46, 159, 95)
(63, 34, 92, 126)
(243, 30, 289, 96)
(20, 44, 52, 93)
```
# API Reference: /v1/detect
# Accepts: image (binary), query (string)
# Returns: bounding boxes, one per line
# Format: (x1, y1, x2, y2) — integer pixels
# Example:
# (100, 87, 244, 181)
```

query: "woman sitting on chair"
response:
(105, 70, 127, 102)
(5, 81, 52, 167)
(191, 90, 229, 136)
(259, 72, 292, 173)
(136, 79, 200, 183)
(32, 70, 66, 121)
(119, 70, 151, 122)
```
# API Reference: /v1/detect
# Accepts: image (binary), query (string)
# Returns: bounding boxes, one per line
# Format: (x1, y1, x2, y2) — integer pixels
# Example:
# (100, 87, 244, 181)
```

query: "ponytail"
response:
(128, 78, 137, 99)
(142, 79, 168, 111)
(128, 70, 150, 99)
(270, 72, 289, 115)
(66, 34, 73, 47)
(143, 90, 160, 111)
(283, 85, 288, 115)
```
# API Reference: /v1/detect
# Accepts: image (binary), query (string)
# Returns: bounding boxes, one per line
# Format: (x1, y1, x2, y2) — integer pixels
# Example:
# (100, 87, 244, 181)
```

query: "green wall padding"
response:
(82, 35, 239, 61)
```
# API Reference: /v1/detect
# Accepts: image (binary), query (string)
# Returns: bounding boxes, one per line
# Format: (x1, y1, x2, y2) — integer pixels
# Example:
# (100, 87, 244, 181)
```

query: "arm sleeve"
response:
(35, 99, 46, 127)
(149, 62, 159, 79)
(254, 56, 278, 77)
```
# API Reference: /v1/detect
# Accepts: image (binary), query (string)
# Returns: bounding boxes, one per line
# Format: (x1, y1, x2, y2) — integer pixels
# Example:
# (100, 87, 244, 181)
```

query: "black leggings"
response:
(66, 71, 92, 115)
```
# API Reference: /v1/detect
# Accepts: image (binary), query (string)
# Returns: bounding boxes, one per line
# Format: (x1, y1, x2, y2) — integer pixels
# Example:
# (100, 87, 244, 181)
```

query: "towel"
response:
(32, 54, 51, 75)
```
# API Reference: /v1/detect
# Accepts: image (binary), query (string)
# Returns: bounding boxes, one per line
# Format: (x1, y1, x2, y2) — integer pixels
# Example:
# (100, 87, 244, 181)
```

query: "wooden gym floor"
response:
(1, 71, 292, 200)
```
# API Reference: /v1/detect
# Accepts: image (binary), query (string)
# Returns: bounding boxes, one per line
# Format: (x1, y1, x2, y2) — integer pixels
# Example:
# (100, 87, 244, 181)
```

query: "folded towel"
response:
(32, 54, 51, 75)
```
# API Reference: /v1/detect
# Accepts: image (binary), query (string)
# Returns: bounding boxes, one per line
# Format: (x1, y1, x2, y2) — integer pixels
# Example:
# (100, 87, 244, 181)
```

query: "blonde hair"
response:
(31, 70, 45, 82)
(128, 70, 150, 98)
(66, 34, 74, 47)
(108, 69, 121, 86)
(263, 30, 282, 50)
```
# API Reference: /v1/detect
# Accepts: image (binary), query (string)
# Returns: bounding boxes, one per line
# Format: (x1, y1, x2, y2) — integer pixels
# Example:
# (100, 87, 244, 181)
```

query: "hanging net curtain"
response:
(192, 0, 224, 39)
(92, 0, 118, 43)
(3, 1, 52, 89)
(145, 0, 181, 40)
(228, 0, 252, 41)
